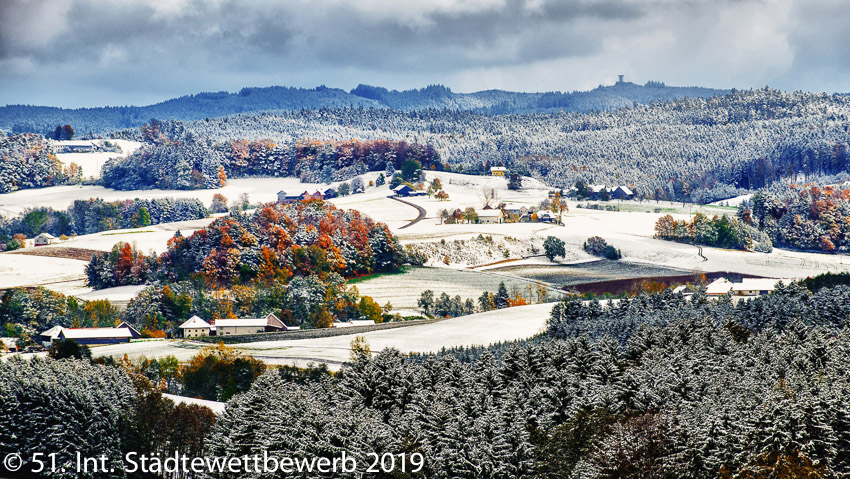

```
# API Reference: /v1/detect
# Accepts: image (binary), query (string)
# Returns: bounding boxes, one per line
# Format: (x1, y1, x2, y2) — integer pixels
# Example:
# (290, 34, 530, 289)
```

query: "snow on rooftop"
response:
(40, 325, 64, 339)
(705, 278, 733, 295)
(214, 318, 270, 327)
(179, 315, 211, 329)
(732, 278, 794, 291)
(60, 327, 133, 339)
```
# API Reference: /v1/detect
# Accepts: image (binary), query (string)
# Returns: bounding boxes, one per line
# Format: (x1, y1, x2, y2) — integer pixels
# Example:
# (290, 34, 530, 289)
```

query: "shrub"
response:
(584, 236, 621, 260)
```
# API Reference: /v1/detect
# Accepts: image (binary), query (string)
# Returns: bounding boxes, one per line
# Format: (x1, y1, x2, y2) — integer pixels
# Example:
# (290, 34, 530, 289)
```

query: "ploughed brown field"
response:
(10, 247, 100, 261)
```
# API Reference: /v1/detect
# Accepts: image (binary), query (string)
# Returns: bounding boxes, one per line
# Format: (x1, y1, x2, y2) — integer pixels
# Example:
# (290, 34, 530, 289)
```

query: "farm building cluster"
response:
(673, 277, 795, 298)
(277, 189, 334, 203)
(569, 185, 634, 200)
(391, 184, 427, 197)
(178, 313, 294, 337)
(440, 202, 561, 225)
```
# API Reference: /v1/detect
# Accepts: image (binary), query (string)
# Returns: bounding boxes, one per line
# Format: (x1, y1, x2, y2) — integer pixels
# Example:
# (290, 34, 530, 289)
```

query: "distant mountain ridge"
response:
(0, 80, 728, 136)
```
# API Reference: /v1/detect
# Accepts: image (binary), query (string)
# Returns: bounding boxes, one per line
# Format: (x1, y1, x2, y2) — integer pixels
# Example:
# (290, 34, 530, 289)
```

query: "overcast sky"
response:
(0, 0, 847, 108)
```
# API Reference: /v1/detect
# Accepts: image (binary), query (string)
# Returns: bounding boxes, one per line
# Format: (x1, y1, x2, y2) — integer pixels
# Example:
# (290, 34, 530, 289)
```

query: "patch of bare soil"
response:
(10, 247, 99, 261)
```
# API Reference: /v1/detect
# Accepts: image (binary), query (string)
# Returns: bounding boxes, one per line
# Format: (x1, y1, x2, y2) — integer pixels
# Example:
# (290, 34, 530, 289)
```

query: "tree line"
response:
(101, 132, 441, 190)
(0, 197, 207, 251)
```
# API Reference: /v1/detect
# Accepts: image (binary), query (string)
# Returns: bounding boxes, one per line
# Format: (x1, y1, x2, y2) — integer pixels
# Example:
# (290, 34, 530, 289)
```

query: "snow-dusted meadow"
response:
(89, 303, 553, 370)
(352, 266, 555, 309)
(54, 139, 143, 179)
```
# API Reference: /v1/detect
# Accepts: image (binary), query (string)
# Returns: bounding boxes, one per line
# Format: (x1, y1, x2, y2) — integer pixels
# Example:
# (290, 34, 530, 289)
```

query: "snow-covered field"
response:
(0, 176, 368, 217)
(352, 266, 554, 309)
(163, 393, 226, 414)
(710, 193, 753, 207)
(0, 253, 87, 293)
(235, 303, 552, 366)
(75, 285, 149, 308)
(54, 139, 143, 179)
(90, 303, 553, 370)
(55, 217, 217, 254)
(2, 170, 850, 308)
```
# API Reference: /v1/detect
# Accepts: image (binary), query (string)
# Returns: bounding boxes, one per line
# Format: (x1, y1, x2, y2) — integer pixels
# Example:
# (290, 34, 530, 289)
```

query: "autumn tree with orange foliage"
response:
(747, 183, 850, 252)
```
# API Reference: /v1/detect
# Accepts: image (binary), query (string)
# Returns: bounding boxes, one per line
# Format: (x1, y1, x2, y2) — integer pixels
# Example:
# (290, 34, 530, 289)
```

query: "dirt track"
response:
(389, 196, 427, 229)
(9, 247, 99, 261)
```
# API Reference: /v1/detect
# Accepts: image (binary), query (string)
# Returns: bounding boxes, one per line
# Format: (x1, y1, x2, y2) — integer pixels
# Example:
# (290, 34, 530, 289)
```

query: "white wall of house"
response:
(217, 326, 266, 336)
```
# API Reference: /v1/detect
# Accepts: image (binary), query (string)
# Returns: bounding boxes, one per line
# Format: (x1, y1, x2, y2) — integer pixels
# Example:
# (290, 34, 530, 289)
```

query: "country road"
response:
(389, 196, 427, 229)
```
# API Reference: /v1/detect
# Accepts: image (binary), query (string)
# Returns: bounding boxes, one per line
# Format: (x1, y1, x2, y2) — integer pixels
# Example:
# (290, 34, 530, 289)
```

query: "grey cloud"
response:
(0, 0, 847, 107)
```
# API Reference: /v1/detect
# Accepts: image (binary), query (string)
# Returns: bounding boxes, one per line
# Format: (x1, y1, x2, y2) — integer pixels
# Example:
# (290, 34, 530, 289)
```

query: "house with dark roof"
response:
(393, 184, 415, 197)
(40, 322, 141, 346)
(612, 186, 634, 200)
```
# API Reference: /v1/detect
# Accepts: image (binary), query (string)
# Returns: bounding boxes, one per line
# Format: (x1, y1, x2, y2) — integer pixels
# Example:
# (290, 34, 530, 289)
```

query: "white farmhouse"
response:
(34, 233, 56, 246)
(477, 209, 504, 224)
(179, 315, 212, 338)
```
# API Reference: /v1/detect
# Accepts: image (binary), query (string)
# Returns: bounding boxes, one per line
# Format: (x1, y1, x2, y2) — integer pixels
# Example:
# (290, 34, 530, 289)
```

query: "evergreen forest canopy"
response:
(0, 81, 726, 135)
(98, 88, 850, 203)
(8, 281, 850, 477)
(206, 284, 850, 478)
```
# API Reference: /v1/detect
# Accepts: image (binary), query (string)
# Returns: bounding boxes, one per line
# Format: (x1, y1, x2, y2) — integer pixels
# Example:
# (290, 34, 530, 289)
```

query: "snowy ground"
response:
(352, 266, 556, 309)
(0, 254, 87, 292)
(710, 194, 753, 207)
(2, 171, 850, 306)
(0, 176, 374, 217)
(163, 393, 226, 414)
(55, 217, 217, 254)
(54, 139, 143, 179)
(89, 303, 553, 370)
(75, 285, 149, 308)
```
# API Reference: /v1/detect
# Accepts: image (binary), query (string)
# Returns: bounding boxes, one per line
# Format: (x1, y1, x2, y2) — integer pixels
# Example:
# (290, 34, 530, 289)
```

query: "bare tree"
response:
(481, 186, 499, 208)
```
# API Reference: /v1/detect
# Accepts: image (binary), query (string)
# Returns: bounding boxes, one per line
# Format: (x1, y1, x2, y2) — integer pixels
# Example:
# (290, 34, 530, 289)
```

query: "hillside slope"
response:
(1, 81, 726, 135)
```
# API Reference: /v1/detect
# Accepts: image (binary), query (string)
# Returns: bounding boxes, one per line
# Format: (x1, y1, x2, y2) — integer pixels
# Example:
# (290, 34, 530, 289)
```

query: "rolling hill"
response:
(0, 80, 727, 136)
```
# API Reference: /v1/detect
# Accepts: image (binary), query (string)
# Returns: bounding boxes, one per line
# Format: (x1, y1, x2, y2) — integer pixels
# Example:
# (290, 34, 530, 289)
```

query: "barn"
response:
(214, 313, 289, 336)
(179, 315, 212, 338)
(40, 323, 140, 346)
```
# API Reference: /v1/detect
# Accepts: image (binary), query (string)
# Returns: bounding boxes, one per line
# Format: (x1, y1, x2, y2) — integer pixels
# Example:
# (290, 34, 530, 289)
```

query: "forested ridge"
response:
(101, 133, 441, 189)
(0, 81, 725, 136)
(4, 87, 850, 202)
(97, 88, 850, 202)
